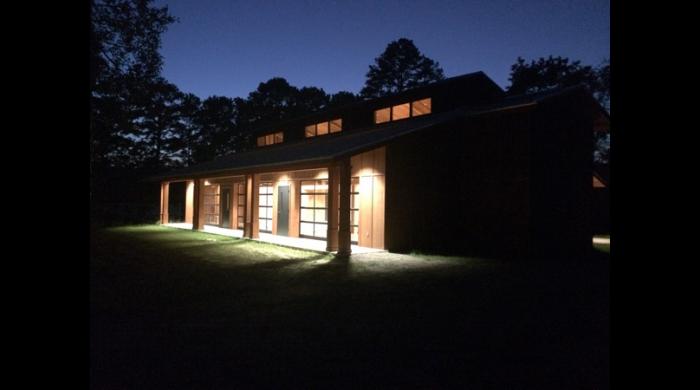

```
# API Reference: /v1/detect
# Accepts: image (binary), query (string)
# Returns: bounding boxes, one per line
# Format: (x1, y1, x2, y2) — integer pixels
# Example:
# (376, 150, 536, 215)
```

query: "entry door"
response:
(277, 185, 289, 236)
(220, 186, 231, 228)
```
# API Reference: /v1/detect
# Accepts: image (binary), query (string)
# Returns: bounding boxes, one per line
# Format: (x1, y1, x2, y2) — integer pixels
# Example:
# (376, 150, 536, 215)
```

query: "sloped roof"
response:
(150, 85, 595, 181)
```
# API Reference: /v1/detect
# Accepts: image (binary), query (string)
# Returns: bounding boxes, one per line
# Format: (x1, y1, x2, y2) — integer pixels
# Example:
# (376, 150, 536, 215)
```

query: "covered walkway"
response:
(166, 223, 385, 254)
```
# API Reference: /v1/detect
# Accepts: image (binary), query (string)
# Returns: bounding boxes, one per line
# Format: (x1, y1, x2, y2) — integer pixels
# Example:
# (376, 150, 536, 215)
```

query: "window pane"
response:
(375, 107, 390, 124)
(301, 208, 314, 221)
(259, 207, 267, 218)
(352, 210, 359, 225)
(314, 209, 327, 222)
(301, 182, 315, 194)
(274, 132, 284, 143)
(301, 194, 314, 208)
(314, 223, 327, 238)
(412, 98, 431, 116)
(300, 222, 314, 236)
(351, 226, 359, 243)
(351, 194, 359, 209)
(266, 134, 273, 145)
(257, 136, 265, 146)
(392, 103, 410, 120)
(305, 125, 316, 138)
(317, 121, 329, 135)
(315, 180, 328, 192)
(330, 119, 342, 133)
(314, 194, 326, 208)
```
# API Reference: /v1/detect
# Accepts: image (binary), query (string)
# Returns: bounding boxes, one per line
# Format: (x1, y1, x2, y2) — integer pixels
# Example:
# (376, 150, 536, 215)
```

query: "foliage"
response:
(360, 38, 445, 98)
(91, 0, 177, 171)
(506, 55, 610, 111)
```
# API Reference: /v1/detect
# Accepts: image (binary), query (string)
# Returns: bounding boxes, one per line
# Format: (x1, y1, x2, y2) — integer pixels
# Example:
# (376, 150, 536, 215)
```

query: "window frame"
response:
(374, 97, 432, 124)
(304, 118, 343, 138)
(258, 182, 273, 233)
(299, 179, 328, 240)
(257, 131, 284, 147)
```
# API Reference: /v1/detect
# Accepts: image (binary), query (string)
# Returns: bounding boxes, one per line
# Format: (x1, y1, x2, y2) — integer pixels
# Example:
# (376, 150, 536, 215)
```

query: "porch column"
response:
(185, 180, 194, 223)
(337, 158, 352, 257)
(160, 182, 169, 224)
(244, 174, 260, 239)
(251, 173, 260, 238)
(244, 175, 252, 237)
(193, 178, 204, 230)
(326, 163, 339, 251)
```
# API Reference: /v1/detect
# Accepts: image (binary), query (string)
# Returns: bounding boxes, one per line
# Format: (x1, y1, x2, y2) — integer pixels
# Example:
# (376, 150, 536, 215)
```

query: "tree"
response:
(235, 78, 333, 150)
(507, 56, 611, 165)
(91, 0, 177, 171)
(360, 38, 445, 98)
(328, 91, 360, 108)
(192, 96, 239, 162)
(506, 56, 610, 111)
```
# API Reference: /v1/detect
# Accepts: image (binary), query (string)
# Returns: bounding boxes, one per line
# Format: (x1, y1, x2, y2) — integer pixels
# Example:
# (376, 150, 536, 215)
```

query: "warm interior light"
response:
(204, 180, 211, 186)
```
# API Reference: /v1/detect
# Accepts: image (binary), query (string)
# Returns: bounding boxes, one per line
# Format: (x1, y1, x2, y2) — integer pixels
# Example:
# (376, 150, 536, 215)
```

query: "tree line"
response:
(91, 0, 610, 177)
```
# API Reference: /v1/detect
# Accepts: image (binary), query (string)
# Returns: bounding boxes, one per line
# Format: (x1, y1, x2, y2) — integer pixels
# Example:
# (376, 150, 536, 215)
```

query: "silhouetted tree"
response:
(192, 96, 239, 162)
(136, 78, 189, 169)
(174, 93, 202, 166)
(596, 59, 610, 111)
(507, 56, 610, 111)
(296, 86, 330, 114)
(328, 91, 360, 108)
(235, 78, 332, 149)
(360, 38, 445, 98)
(507, 56, 611, 165)
(91, 0, 177, 171)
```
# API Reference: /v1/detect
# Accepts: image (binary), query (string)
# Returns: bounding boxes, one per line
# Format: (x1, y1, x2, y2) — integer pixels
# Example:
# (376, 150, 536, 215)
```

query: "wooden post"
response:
(185, 180, 194, 223)
(337, 158, 352, 257)
(192, 179, 204, 230)
(244, 175, 252, 238)
(326, 163, 339, 251)
(160, 182, 169, 224)
(251, 174, 260, 238)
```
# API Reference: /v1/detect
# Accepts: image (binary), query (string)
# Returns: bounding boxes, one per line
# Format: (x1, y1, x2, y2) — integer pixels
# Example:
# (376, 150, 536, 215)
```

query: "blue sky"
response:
(154, 0, 609, 99)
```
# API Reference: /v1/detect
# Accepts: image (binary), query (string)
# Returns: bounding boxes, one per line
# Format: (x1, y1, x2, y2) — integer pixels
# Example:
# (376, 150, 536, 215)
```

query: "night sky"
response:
(155, 0, 609, 100)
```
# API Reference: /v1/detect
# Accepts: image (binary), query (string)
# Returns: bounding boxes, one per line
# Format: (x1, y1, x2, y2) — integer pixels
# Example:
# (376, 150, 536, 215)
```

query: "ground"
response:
(90, 225, 609, 389)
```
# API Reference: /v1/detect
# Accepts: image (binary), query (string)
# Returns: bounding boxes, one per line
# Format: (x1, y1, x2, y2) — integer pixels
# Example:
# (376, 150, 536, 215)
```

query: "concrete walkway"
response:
(592, 236, 610, 245)
(165, 223, 384, 254)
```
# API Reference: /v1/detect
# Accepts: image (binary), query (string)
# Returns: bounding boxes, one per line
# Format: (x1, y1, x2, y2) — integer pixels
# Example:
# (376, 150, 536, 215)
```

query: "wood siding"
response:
(350, 147, 386, 249)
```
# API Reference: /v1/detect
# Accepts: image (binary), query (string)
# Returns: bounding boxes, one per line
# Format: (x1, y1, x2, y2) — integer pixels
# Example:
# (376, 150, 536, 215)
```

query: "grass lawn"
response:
(90, 225, 609, 389)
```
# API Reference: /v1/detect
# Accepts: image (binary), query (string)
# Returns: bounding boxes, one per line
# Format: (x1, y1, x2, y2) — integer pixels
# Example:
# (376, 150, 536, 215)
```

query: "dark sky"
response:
(155, 0, 609, 100)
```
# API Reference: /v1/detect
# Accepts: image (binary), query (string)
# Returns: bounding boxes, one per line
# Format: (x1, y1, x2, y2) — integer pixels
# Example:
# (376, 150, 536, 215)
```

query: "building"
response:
(153, 72, 609, 258)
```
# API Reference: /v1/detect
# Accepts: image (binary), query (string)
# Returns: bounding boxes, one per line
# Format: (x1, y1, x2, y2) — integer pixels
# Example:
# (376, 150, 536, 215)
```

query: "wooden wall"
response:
(350, 147, 386, 249)
(194, 158, 387, 251)
(185, 181, 194, 223)
(385, 113, 532, 257)
(259, 169, 328, 238)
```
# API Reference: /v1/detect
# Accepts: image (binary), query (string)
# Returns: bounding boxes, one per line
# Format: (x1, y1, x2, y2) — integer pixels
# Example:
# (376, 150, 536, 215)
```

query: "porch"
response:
(166, 223, 385, 254)
(159, 147, 387, 256)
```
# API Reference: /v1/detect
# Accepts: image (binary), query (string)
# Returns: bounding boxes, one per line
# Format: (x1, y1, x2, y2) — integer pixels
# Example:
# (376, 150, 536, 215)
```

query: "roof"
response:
(150, 85, 597, 182)
(250, 71, 505, 136)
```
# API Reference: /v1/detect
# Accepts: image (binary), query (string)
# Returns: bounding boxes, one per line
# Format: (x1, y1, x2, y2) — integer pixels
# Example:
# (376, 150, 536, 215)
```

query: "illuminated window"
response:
(317, 121, 329, 136)
(258, 183, 273, 232)
(304, 119, 342, 138)
(330, 119, 342, 133)
(257, 131, 284, 147)
(374, 97, 432, 124)
(375, 107, 391, 124)
(412, 98, 431, 117)
(392, 103, 410, 120)
(305, 125, 315, 138)
(300, 180, 328, 239)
